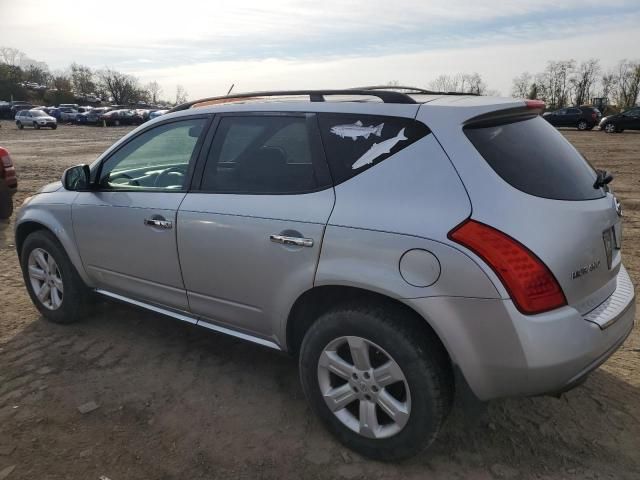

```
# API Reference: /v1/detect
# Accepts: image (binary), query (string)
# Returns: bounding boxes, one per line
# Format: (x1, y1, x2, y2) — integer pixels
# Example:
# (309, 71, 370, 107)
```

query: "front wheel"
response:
(16, 121, 23, 129)
(603, 123, 618, 133)
(577, 120, 588, 131)
(51, 124, 57, 130)
(20, 230, 93, 323)
(299, 305, 452, 461)
(34, 123, 40, 130)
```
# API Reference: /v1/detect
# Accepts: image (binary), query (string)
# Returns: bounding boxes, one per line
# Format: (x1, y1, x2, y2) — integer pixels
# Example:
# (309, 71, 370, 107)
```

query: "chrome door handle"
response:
(144, 218, 173, 229)
(270, 234, 313, 247)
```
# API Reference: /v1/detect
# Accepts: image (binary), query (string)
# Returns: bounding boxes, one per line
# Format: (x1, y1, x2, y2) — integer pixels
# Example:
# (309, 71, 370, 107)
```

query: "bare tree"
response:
(70, 63, 96, 95)
(97, 68, 141, 104)
(612, 60, 640, 108)
(599, 72, 616, 102)
(0, 46, 26, 66)
(571, 59, 600, 106)
(511, 72, 533, 98)
(145, 81, 163, 104)
(175, 84, 188, 105)
(429, 73, 488, 94)
(535, 60, 575, 108)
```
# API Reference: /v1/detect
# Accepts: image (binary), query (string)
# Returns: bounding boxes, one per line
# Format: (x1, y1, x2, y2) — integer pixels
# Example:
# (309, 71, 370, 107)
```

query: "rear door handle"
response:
(144, 218, 173, 229)
(270, 234, 313, 247)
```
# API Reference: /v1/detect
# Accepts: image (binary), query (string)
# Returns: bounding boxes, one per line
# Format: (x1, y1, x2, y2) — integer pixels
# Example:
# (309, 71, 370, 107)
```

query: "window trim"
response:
(192, 111, 333, 196)
(92, 114, 213, 193)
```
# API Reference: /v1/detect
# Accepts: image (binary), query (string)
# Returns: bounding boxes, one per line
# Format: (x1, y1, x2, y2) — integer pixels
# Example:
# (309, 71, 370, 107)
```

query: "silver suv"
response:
(15, 88, 636, 460)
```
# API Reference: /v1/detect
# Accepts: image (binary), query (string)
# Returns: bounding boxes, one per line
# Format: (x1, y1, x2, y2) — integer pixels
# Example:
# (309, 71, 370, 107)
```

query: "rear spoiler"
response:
(464, 100, 546, 129)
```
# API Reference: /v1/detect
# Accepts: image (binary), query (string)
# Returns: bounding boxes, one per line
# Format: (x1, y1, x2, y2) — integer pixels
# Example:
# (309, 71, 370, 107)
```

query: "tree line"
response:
(512, 59, 640, 110)
(0, 46, 188, 106)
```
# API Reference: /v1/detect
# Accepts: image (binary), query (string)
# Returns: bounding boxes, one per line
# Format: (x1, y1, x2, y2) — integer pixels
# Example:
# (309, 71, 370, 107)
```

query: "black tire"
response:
(114, 119, 120, 126)
(577, 120, 588, 131)
(20, 230, 93, 324)
(34, 123, 40, 130)
(16, 121, 23, 130)
(51, 124, 57, 130)
(0, 190, 12, 219)
(603, 123, 618, 134)
(299, 304, 452, 461)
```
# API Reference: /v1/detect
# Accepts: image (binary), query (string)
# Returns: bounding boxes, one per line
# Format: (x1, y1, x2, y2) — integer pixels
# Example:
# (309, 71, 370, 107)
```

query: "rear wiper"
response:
(593, 169, 613, 189)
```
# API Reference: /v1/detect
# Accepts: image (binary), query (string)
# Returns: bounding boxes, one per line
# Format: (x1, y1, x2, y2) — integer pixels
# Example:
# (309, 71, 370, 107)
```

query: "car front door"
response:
(623, 108, 640, 129)
(72, 116, 209, 311)
(177, 113, 334, 345)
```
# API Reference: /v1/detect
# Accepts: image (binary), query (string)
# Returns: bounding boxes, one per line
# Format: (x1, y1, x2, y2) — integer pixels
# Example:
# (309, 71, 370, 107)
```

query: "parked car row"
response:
(542, 105, 640, 133)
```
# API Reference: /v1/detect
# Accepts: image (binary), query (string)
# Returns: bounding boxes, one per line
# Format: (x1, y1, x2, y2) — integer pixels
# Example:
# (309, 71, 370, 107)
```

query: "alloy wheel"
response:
(317, 336, 411, 439)
(578, 121, 587, 130)
(604, 123, 616, 133)
(28, 248, 64, 310)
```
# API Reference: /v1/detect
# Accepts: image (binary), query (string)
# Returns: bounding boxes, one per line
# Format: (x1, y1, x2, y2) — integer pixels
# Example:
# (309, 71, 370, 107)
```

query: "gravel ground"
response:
(0, 120, 639, 479)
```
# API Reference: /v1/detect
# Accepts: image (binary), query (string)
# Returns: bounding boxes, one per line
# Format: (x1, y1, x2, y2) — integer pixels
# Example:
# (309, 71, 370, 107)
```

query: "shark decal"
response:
(351, 128, 408, 170)
(330, 120, 384, 141)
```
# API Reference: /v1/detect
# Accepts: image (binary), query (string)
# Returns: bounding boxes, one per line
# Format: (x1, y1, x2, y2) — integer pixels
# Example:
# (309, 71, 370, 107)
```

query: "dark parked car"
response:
(0, 146, 17, 219)
(543, 106, 601, 131)
(77, 107, 112, 125)
(599, 107, 640, 133)
(9, 101, 34, 119)
(100, 109, 141, 126)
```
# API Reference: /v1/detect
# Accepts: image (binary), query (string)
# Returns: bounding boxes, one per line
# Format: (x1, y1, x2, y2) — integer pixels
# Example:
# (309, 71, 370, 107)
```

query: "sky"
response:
(1, 0, 640, 100)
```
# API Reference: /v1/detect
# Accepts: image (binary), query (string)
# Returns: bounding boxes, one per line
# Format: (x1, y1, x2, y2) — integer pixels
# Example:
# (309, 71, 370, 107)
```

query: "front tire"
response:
(16, 121, 23, 129)
(577, 120, 588, 131)
(51, 124, 57, 130)
(20, 230, 93, 324)
(603, 123, 618, 134)
(34, 123, 40, 130)
(299, 304, 452, 461)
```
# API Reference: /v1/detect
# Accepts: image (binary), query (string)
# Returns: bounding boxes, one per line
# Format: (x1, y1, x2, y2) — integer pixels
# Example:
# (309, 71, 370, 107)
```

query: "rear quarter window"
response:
(318, 114, 430, 185)
(464, 116, 604, 201)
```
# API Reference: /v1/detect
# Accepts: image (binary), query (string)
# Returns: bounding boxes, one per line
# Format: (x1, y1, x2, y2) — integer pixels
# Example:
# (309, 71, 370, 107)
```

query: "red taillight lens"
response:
(525, 100, 545, 109)
(449, 219, 566, 314)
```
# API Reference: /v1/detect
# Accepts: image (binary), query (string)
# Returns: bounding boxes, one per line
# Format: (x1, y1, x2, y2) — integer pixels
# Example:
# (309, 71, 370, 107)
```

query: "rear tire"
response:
(299, 304, 452, 461)
(577, 120, 588, 131)
(20, 230, 93, 324)
(34, 123, 40, 130)
(51, 124, 57, 130)
(16, 122, 23, 130)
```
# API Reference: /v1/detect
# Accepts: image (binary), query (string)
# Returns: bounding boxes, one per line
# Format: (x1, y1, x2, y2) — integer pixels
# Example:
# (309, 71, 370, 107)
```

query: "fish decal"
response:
(351, 128, 408, 170)
(330, 120, 384, 140)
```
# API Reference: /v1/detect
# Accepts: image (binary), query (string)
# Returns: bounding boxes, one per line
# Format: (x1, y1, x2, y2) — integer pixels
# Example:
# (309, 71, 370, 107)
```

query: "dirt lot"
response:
(0, 120, 639, 480)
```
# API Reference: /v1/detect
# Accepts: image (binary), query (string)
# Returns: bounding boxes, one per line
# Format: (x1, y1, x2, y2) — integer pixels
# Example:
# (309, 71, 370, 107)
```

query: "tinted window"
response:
(99, 118, 205, 190)
(201, 115, 325, 194)
(465, 116, 604, 201)
(568, 108, 581, 114)
(318, 114, 430, 185)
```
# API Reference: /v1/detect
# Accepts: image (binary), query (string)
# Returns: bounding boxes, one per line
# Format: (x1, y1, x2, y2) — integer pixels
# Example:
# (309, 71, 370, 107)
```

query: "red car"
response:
(0, 147, 17, 219)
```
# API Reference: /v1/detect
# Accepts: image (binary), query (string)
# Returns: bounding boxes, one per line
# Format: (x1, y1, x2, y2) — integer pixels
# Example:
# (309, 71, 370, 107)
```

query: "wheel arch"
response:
(285, 285, 451, 363)
(15, 217, 92, 287)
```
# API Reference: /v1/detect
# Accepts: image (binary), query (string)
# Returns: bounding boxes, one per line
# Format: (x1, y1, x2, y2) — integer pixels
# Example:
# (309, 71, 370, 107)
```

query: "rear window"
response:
(464, 116, 604, 201)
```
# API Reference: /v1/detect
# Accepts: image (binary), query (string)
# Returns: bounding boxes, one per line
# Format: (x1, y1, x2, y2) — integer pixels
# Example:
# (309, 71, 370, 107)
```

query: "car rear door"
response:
(177, 112, 334, 345)
(72, 115, 210, 311)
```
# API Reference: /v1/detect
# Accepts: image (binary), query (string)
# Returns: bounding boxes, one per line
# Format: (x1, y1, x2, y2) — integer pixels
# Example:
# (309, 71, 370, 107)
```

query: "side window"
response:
(569, 108, 581, 114)
(201, 115, 327, 194)
(318, 113, 431, 185)
(98, 118, 206, 190)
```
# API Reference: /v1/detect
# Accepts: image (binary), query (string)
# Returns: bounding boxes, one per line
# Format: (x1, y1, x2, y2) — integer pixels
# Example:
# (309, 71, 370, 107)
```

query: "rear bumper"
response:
(405, 265, 636, 400)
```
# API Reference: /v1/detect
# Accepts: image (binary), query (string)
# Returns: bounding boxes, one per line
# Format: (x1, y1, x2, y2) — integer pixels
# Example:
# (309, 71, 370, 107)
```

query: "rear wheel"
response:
(20, 230, 93, 323)
(577, 120, 588, 131)
(299, 304, 452, 461)
(114, 119, 120, 126)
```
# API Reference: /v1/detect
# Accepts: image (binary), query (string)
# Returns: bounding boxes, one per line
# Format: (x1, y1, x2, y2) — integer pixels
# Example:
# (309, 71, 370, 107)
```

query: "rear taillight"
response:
(449, 219, 566, 314)
(525, 100, 545, 109)
(0, 149, 17, 187)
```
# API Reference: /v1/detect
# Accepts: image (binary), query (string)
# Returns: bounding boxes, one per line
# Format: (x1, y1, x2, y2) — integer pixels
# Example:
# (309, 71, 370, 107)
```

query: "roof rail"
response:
(355, 85, 480, 96)
(168, 89, 417, 113)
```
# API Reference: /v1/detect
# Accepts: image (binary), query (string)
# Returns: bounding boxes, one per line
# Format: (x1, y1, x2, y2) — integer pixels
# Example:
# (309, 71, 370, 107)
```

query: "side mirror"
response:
(62, 164, 90, 191)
